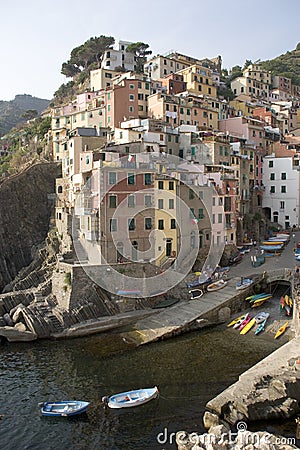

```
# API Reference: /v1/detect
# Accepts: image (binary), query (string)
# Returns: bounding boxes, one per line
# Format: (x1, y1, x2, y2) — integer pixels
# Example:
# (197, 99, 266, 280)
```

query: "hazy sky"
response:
(1, 0, 300, 101)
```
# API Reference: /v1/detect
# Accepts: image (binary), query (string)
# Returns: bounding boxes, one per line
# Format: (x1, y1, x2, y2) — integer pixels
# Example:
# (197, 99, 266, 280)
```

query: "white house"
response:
(262, 153, 300, 229)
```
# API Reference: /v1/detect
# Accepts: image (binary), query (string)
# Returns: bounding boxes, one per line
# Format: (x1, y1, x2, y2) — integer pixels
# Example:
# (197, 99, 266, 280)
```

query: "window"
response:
(129, 94, 135, 101)
(270, 186, 275, 193)
(144, 173, 152, 185)
(281, 185, 286, 193)
(158, 199, 164, 209)
(281, 173, 287, 180)
(107, 104, 111, 112)
(109, 195, 117, 208)
(145, 218, 152, 230)
(128, 218, 135, 231)
(218, 213, 223, 223)
(109, 172, 116, 184)
(128, 195, 135, 207)
(158, 219, 164, 230)
(198, 209, 204, 219)
(169, 181, 174, 190)
(110, 218, 117, 232)
(219, 146, 223, 156)
(128, 173, 135, 185)
(158, 181, 164, 189)
(280, 201, 285, 209)
(189, 189, 195, 199)
(145, 195, 152, 206)
(169, 198, 174, 209)
(129, 106, 134, 113)
(269, 160, 274, 168)
(129, 84, 135, 89)
(190, 208, 195, 217)
(170, 219, 176, 229)
(270, 173, 275, 180)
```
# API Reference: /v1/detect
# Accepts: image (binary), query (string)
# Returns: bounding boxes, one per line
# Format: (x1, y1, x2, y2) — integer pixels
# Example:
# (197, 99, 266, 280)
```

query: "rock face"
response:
(0, 162, 60, 291)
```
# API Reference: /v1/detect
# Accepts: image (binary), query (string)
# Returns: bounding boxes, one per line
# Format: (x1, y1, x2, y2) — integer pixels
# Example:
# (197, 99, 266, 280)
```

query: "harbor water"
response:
(1, 324, 298, 450)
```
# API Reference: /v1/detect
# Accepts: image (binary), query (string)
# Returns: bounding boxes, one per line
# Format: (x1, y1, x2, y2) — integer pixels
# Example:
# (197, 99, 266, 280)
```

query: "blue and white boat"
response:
(40, 400, 90, 417)
(236, 278, 253, 290)
(102, 386, 159, 409)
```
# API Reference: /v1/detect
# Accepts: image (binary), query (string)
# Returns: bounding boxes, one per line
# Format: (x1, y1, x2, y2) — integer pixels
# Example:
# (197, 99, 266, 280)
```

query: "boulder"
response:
(0, 326, 37, 342)
(203, 411, 220, 430)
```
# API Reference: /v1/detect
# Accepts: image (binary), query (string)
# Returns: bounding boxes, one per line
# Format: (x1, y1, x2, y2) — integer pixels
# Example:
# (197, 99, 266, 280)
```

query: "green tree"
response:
(126, 42, 152, 73)
(243, 59, 252, 69)
(61, 35, 115, 76)
(21, 109, 38, 120)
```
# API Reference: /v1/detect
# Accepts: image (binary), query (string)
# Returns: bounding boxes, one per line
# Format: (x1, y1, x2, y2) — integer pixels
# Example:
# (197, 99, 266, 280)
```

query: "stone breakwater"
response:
(176, 423, 299, 449)
(205, 338, 300, 424)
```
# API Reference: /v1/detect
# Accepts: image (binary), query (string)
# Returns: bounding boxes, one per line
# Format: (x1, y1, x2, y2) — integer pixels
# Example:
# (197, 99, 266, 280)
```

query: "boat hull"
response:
(106, 387, 159, 409)
(40, 401, 89, 417)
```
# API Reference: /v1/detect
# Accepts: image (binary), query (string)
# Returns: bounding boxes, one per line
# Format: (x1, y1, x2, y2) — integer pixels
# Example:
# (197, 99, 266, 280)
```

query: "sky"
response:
(1, 0, 300, 101)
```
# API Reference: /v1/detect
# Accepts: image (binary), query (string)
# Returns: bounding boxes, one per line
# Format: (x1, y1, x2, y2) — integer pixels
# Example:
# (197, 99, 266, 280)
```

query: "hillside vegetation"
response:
(260, 42, 300, 85)
(0, 94, 50, 137)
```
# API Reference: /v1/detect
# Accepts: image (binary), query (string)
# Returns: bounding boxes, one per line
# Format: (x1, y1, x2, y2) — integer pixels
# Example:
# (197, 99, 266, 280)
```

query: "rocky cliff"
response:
(0, 162, 60, 291)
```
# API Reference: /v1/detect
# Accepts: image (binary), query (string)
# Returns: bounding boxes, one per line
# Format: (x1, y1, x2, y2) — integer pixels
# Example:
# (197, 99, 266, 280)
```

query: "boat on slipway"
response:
(274, 321, 289, 339)
(236, 278, 253, 290)
(207, 280, 227, 292)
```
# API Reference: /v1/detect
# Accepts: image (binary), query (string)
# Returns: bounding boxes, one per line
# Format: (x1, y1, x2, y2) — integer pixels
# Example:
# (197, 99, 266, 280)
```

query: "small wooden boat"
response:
(274, 321, 289, 339)
(102, 387, 159, 409)
(238, 314, 252, 331)
(187, 277, 212, 289)
(255, 318, 268, 335)
(260, 244, 283, 252)
(40, 401, 90, 417)
(227, 314, 246, 327)
(233, 313, 250, 329)
(240, 317, 256, 335)
(189, 289, 203, 299)
(236, 278, 253, 290)
(261, 241, 284, 246)
(285, 295, 293, 308)
(207, 280, 227, 292)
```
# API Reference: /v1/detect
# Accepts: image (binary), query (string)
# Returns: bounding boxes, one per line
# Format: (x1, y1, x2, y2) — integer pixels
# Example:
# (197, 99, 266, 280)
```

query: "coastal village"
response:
(0, 38, 300, 449)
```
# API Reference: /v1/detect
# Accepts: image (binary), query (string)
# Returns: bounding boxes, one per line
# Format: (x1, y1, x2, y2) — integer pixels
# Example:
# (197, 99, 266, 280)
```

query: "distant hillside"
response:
(0, 94, 50, 136)
(260, 43, 300, 85)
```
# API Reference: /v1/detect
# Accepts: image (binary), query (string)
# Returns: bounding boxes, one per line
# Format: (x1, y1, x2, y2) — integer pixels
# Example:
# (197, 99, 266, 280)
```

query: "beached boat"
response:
(274, 321, 289, 339)
(189, 289, 204, 299)
(260, 245, 283, 252)
(255, 318, 268, 335)
(233, 313, 250, 329)
(240, 317, 256, 335)
(285, 295, 293, 308)
(236, 278, 253, 290)
(207, 280, 227, 292)
(261, 241, 284, 246)
(249, 294, 272, 304)
(102, 387, 159, 409)
(238, 314, 252, 331)
(40, 401, 90, 417)
(227, 313, 247, 327)
(187, 277, 212, 289)
(254, 312, 270, 324)
(246, 293, 267, 301)
(251, 297, 270, 308)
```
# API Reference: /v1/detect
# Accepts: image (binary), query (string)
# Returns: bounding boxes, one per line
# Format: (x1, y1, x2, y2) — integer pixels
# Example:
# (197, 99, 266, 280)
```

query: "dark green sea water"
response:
(0, 326, 297, 449)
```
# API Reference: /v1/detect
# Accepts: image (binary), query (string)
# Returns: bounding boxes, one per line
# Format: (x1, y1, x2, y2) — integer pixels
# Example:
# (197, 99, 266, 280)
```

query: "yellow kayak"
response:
(251, 297, 270, 307)
(285, 295, 293, 308)
(274, 321, 289, 339)
(240, 317, 256, 335)
(227, 314, 246, 327)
